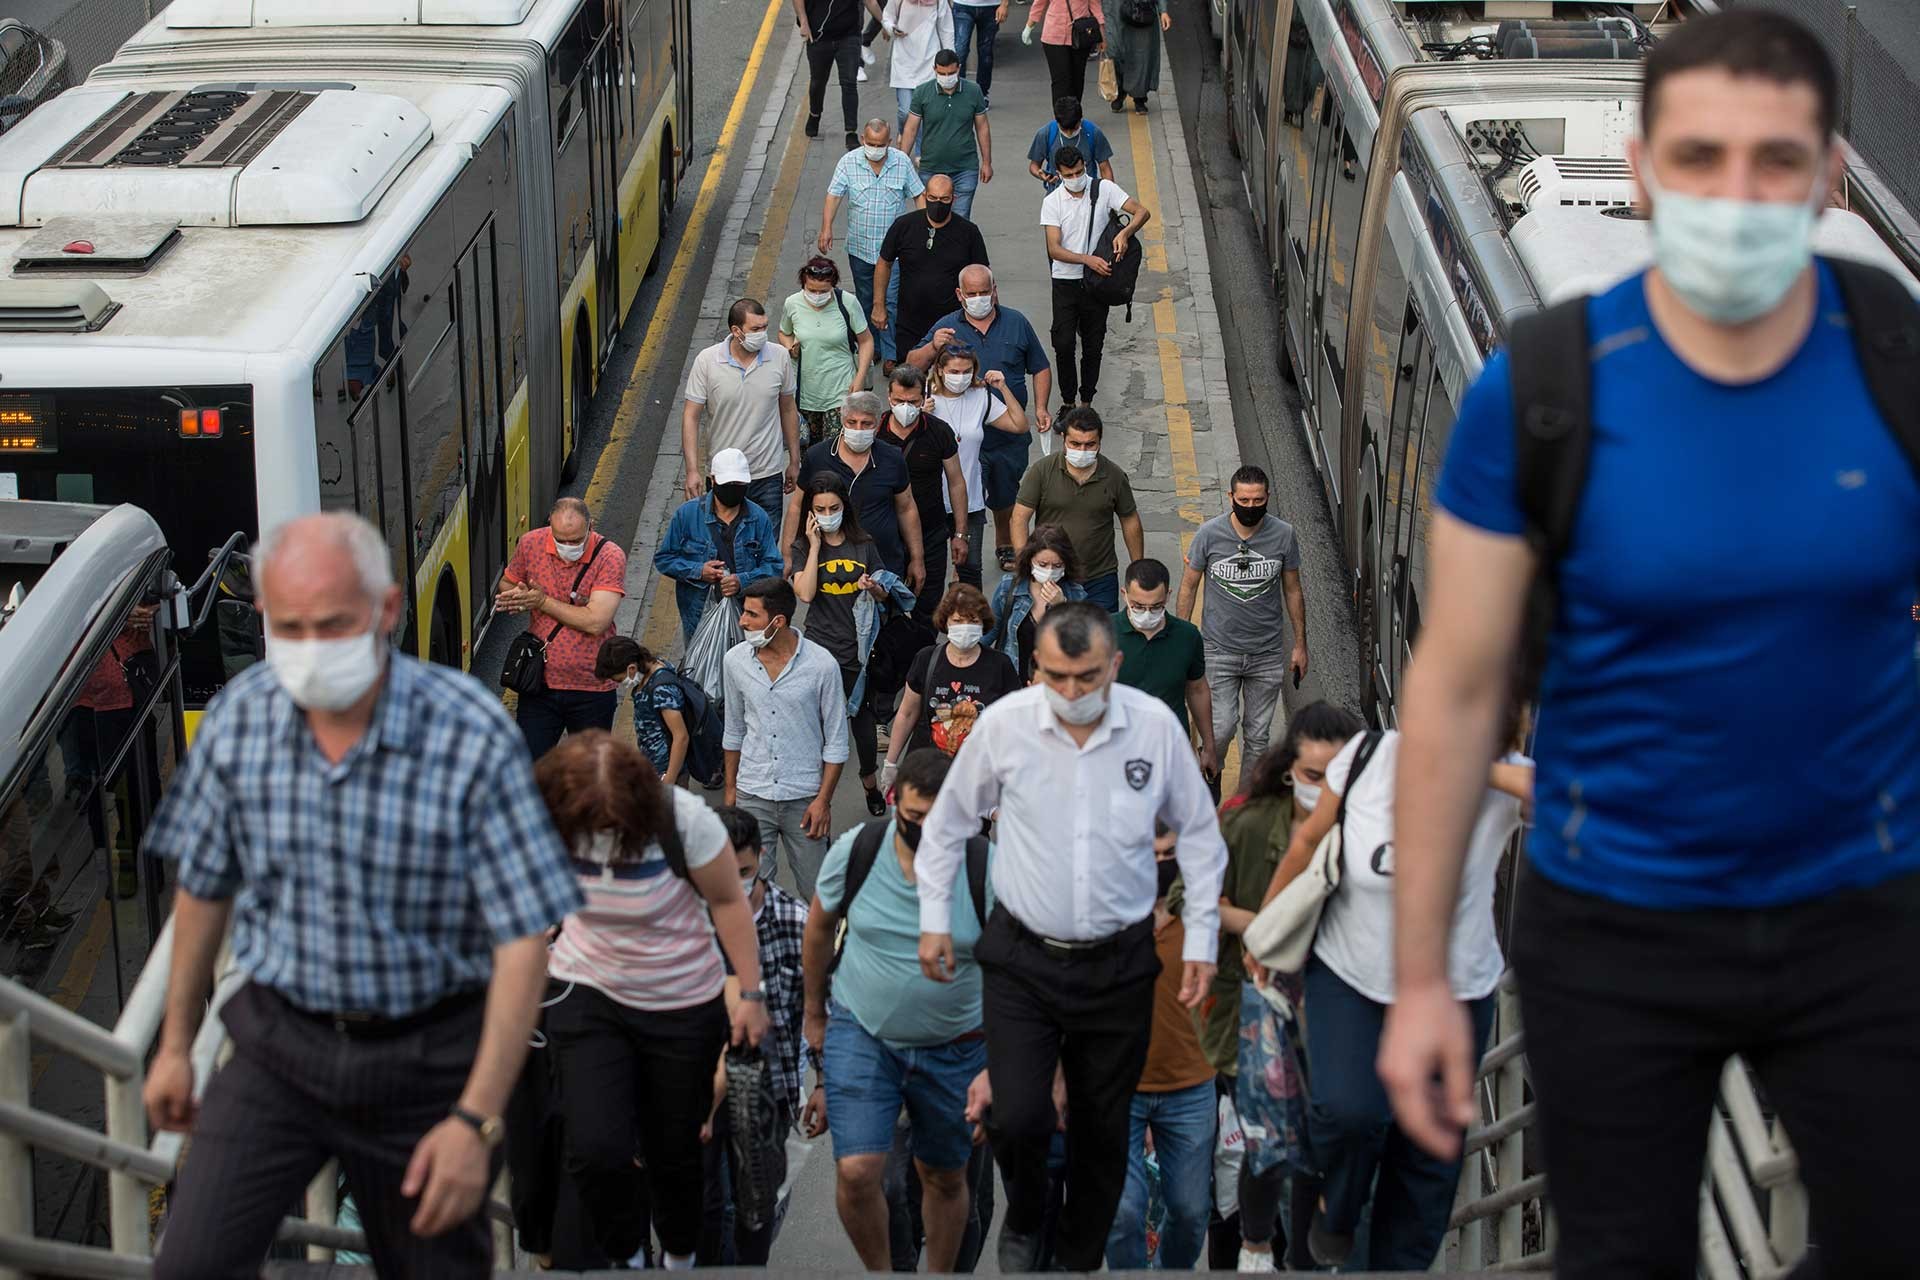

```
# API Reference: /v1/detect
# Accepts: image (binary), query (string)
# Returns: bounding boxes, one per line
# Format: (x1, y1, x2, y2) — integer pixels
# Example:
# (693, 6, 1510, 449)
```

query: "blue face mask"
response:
(1642, 165, 1823, 326)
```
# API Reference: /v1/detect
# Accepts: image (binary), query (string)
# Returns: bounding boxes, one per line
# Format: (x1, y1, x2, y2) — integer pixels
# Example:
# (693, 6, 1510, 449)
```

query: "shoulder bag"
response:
(499, 536, 610, 696)
(1241, 731, 1384, 974)
(1066, 0, 1101, 52)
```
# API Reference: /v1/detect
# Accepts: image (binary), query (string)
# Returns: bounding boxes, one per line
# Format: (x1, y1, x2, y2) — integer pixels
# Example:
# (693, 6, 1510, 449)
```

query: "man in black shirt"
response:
(873, 174, 990, 376)
(878, 365, 969, 621)
(798, 0, 890, 149)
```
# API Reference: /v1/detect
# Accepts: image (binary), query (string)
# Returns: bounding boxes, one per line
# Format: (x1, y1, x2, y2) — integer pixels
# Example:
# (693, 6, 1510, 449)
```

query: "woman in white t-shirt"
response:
(534, 731, 770, 1270)
(1257, 710, 1533, 1271)
(930, 343, 1025, 586)
(884, 0, 956, 134)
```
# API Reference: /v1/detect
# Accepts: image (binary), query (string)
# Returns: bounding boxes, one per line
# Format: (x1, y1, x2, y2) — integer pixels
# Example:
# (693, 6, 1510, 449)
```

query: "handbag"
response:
(1066, 0, 1101, 52)
(1241, 731, 1384, 974)
(499, 536, 610, 696)
(1122, 0, 1157, 26)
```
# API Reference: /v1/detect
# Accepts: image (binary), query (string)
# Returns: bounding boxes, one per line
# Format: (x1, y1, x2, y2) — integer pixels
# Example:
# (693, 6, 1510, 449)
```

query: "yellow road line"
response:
(745, 107, 813, 308)
(583, 0, 788, 515)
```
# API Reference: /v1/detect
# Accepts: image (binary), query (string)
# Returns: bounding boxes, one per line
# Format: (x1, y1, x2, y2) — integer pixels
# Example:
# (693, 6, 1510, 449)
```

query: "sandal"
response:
(865, 786, 888, 817)
(996, 545, 1016, 572)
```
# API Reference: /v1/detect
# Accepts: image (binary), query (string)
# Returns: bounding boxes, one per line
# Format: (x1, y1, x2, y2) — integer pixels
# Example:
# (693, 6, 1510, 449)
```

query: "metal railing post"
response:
(104, 1067, 150, 1256)
(1495, 983, 1525, 1261)
(1841, 6, 1858, 141)
(0, 1010, 31, 1280)
(306, 1163, 338, 1264)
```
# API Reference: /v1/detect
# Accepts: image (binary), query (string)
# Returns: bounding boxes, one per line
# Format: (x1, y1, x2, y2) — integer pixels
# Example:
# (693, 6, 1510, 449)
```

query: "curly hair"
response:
(933, 582, 995, 632)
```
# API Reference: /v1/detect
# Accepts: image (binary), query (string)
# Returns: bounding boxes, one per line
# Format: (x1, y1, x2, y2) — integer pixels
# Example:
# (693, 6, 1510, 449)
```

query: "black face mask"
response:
(1233, 502, 1268, 526)
(1156, 856, 1180, 898)
(713, 482, 749, 509)
(896, 816, 924, 851)
(925, 200, 953, 224)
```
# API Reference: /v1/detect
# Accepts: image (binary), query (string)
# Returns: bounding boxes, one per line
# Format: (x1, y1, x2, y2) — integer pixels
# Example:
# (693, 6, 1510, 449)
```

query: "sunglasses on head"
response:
(805, 263, 836, 280)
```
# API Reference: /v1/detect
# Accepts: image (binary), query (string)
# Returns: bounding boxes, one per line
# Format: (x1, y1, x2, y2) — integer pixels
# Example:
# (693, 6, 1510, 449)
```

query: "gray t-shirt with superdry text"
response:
(1186, 512, 1301, 657)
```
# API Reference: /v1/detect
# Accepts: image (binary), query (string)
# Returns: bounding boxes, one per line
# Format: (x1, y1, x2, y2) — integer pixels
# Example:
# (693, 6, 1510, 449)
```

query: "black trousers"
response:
(839, 660, 880, 778)
(1043, 40, 1094, 105)
(546, 984, 728, 1262)
(155, 982, 494, 1279)
(1512, 862, 1920, 1280)
(806, 34, 862, 133)
(912, 515, 953, 625)
(1049, 278, 1111, 405)
(516, 686, 617, 761)
(698, 1100, 790, 1265)
(505, 1013, 610, 1269)
(976, 908, 1158, 1272)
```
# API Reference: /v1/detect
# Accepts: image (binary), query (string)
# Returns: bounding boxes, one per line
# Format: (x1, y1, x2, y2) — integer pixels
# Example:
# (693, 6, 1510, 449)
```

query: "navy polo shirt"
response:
(915, 305, 1050, 449)
(799, 438, 913, 575)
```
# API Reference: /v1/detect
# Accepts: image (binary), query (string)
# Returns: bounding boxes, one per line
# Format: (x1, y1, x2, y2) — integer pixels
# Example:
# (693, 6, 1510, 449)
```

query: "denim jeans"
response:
(849, 253, 902, 364)
(1105, 1079, 1217, 1270)
(894, 86, 915, 141)
(737, 792, 830, 901)
(746, 474, 787, 531)
(946, 168, 980, 220)
(1303, 956, 1495, 1272)
(823, 1001, 986, 1169)
(1079, 571, 1119, 613)
(951, 5, 1001, 100)
(1205, 645, 1287, 771)
(516, 687, 618, 761)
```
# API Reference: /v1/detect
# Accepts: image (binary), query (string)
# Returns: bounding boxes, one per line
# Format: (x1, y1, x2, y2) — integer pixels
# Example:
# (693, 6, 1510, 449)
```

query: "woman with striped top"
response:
(535, 731, 769, 1269)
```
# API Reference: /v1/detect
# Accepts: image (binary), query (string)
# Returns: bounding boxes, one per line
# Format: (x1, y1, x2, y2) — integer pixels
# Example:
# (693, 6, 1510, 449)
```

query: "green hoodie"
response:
(1200, 793, 1298, 1074)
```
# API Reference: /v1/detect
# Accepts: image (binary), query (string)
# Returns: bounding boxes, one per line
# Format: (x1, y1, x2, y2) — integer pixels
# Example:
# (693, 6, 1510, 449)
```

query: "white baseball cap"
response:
(711, 448, 752, 486)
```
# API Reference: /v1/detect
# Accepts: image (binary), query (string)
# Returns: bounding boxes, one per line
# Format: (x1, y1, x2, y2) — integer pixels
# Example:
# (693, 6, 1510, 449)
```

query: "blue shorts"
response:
(979, 437, 1031, 512)
(823, 1002, 986, 1171)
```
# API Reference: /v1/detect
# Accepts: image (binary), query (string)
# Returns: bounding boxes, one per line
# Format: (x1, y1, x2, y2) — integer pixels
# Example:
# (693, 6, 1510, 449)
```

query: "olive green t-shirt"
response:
(908, 78, 988, 177)
(1013, 451, 1138, 581)
(1200, 794, 1297, 1075)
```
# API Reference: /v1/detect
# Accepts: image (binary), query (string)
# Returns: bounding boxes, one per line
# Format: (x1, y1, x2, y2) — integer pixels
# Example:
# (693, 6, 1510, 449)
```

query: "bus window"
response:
(406, 285, 465, 579)
(1405, 369, 1456, 658)
(461, 221, 509, 621)
(1283, 19, 1322, 287)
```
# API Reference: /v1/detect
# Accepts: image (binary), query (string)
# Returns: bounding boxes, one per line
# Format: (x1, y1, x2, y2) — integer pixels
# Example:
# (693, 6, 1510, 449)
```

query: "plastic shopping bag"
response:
(1213, 1091, 1245, 1218)
(1236, 977, 1309, 1177)
(683, 587, 742, 706)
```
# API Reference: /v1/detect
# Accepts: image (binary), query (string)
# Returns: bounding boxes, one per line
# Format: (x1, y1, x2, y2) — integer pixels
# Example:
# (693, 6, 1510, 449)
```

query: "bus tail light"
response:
(179, 408, 222, 437)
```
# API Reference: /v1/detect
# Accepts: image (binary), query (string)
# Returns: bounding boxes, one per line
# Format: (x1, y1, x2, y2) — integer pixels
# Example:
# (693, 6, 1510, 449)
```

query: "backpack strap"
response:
(1335, 730, 1384, 837)
(828, 817, 892, 975)
(1083, 173, 1103, 259)
(963, 835, 991, 925)
(1046, 119, 1059, 173)
(654, 791, 690, 879)
(1823, 256, 1920, 482)
(833, 288, 860, 356)
(1508, 297, 1592, 698)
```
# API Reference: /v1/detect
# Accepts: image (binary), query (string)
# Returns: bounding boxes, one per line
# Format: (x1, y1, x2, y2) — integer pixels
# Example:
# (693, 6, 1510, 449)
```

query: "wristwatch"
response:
(451, 1105, 505, 1148)
(740, 988, 767, 1003)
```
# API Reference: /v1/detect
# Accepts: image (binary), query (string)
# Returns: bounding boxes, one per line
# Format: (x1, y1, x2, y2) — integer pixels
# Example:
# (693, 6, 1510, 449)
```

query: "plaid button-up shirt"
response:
(828, 146, 926, 264)
(147, 653, 583, 1018)
(751, 881, 809, 1113)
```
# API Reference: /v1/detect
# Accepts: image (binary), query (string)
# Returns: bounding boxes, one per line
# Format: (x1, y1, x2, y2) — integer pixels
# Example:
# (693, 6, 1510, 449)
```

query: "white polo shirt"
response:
(1040, 179, 1131, 281)
(917, 682, 1228, 963)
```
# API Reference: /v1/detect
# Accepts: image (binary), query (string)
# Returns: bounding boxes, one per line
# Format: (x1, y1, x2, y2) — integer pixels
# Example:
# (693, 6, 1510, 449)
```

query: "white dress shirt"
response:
(917, 683, 1228, 963)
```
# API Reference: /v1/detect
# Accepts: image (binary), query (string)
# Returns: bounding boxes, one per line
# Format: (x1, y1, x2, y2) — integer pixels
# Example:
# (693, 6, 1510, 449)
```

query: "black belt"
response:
(1000, 909, 1153, 962)
(280, 986, 487, 1040)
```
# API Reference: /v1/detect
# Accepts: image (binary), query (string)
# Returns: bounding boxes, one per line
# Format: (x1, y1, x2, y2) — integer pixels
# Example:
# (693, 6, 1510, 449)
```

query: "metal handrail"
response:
(0, 922, 522, 1276)
(1442, 973, 1809, 1274)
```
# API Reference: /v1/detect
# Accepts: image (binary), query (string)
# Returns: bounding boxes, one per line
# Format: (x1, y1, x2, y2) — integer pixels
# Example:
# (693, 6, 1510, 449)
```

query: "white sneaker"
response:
(861, 45, 877, 66)
(1237, 1245, 1276, 1273)
(857, 64, 869, 82)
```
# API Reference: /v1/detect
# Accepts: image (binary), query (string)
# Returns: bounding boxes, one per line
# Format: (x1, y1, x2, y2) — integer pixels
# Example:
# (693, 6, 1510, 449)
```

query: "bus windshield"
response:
(0, 387, 261, 703)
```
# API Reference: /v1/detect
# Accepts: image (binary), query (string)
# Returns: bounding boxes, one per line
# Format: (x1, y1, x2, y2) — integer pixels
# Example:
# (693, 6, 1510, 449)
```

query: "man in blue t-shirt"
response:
(1376, 14, 1920, 1280)
(1025, 96, 1115, 195)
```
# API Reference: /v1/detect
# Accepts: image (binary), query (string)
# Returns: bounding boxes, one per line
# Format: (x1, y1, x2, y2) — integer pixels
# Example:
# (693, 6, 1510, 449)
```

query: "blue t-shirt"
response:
(1435, 264, 1920, 909)
(630, 666, 688, 777)
(915, 305, 1050, 440)
(816, 820, 992, 1047)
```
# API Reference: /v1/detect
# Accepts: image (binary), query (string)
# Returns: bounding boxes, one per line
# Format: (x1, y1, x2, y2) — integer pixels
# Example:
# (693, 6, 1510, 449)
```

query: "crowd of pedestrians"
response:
(133, 11, 1919, 1280)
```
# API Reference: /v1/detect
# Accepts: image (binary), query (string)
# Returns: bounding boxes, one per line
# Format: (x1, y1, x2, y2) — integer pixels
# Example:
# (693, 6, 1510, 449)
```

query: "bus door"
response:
(586, 25, 621, 360)
(672, 0, 693, 170)
(347, 369, 416, 649)
(461, 222, 508, 628)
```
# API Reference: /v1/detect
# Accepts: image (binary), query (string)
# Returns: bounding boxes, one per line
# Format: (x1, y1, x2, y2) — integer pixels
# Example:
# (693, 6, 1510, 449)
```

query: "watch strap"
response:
(451, 1105, 503, 1147)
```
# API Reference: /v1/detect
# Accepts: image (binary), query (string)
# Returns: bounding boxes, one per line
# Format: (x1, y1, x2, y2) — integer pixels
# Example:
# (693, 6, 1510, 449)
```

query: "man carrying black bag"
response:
(1039, 146, 1151, 411)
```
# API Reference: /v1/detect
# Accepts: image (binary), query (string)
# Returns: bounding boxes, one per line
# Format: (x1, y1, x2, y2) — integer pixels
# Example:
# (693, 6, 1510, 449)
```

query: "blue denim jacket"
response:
(987, 575, 1088, 667)
(653, 496, 783, 639)
(848, 568, 918, 713)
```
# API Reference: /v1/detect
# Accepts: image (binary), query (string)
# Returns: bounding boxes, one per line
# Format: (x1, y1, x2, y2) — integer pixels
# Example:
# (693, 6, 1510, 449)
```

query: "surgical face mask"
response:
(1031, 563, 1065, 585)
(943, 371, 975, 394)
(1062, 173, 1090, 195)
(863, 143, 889, 162)
(962, 294, 994, 320)
(1643, 165, 1822, 326)
(1292, 773, 1323, 813)
(947, 622, 984, 650)
(891, 401, 922, 426)
(738, 327, 769, 352)
(840, 427, 876, 453)
(926, 199, 953, 223)
(1065, 447, 1098, 469)
(739, 869, 760, 893)
(1044, 681, 1108, 726)
(1058, 123, 1082, 140)
(743, 620, 779, 650)
(554, 537, 587, 563)
(267, 626, 383, 712)
(1233, 501, 1267, 526)
(1127, 605, 1165, 631)
(712, 481, 749, 508)
(620, 669, 644, 695)
(814, 507, 844, 533)
(803, 288, 833, 309)
(936, 72, 960, 91)
(896, 815, 925, 851)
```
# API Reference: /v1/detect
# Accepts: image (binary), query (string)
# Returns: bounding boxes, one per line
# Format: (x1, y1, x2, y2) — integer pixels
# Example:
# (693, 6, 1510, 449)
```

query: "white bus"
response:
(0, 0, 694, 722)
(1221, 0, 1920, 725)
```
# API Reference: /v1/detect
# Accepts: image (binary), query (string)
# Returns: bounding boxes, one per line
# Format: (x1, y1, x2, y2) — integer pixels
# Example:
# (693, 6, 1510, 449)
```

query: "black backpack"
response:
(1082, 174, 1143, 322)
(1508, 255, 1920, 697)
(829, 818, 990, 976)
(644, 663, 725, 788)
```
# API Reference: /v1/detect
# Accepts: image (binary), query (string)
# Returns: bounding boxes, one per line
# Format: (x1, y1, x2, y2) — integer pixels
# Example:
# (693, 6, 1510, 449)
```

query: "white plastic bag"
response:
(1213, 1091, 1245, 1218)
(683, 587, 742, 706)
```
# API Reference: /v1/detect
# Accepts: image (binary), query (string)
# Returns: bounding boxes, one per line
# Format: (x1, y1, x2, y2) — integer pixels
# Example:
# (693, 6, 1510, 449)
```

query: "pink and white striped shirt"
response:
(548, 789, 731, 1011)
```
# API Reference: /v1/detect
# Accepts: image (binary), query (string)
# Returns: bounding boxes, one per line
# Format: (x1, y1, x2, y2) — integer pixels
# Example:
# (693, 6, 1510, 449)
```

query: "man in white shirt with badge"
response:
(1039, 146, 1150, 410)
(914, 600, 1225, 1274)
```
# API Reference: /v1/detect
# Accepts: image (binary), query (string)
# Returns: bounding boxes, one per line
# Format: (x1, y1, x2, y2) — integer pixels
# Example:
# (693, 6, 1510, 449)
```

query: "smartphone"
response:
(1292, 667, 1303, 689)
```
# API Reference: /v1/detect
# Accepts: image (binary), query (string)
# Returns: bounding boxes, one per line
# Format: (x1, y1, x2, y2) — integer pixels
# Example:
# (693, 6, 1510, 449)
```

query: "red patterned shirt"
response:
(503, 527, 627, 691)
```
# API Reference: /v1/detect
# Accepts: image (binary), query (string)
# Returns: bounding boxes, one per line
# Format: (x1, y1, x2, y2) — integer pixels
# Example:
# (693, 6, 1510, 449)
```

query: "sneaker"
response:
(996, 545, 1016, 572)
(846, 131, 860, 151)
(805, 112, 821, 139)
(1236, 1245, 1276, 1273)
(1309, 1204, 1354, 1268)
(861, 44, 877, 66)
(857, 63, 869, 82)
(997, 1228, 1041, 1273)
(19, 923, 64, 953)
(1111, 93, 1128, 113)
(1134, 96, 1150, 113)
